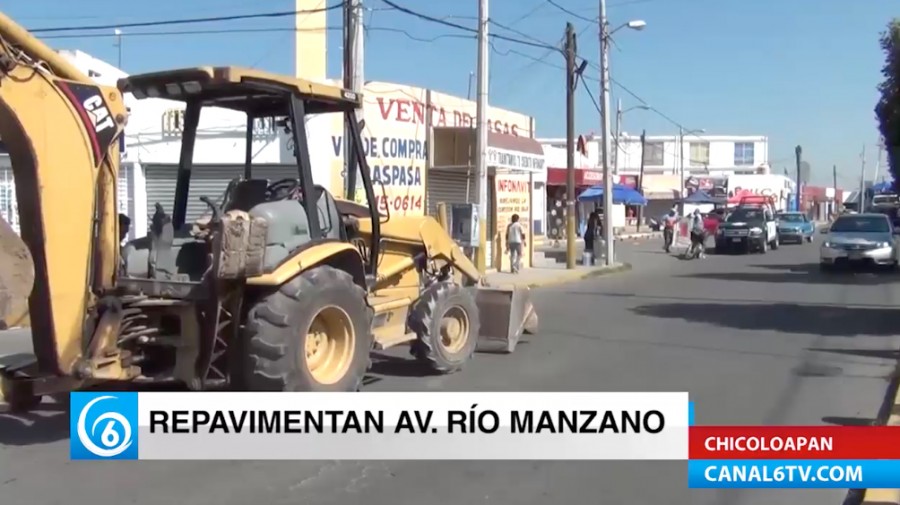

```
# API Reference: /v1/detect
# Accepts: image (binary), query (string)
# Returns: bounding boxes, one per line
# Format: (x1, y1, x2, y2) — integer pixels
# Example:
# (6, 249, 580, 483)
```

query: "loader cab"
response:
(117, 67, 381, 288)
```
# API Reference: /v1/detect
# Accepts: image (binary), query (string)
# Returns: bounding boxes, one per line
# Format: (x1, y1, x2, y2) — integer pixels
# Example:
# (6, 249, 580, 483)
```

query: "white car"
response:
(820, 213, 899, 271)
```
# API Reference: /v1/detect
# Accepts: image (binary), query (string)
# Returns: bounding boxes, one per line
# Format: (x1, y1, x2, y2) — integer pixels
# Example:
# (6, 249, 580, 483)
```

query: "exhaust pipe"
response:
(474, 285, 538, 353)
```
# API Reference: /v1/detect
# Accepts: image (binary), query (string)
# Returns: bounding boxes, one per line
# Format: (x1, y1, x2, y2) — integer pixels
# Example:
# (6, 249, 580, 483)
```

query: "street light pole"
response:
(599, 0, 614, 266)
(598, 4, 645, 266)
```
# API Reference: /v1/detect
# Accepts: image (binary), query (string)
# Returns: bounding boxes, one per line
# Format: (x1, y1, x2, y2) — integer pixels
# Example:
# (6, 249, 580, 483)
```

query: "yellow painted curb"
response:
(859, 393, 900, 503)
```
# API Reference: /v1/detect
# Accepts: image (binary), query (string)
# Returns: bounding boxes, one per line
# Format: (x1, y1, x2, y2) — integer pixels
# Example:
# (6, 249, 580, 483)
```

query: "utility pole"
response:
(474, 0, 489, 273)
(637, 129, 646, 232)
(613, 98, 622, 173)
(859, 144, 867, 210)
(599, 0, 615, 266)
(833, 164, 838, 214)
(565, 23, 577, 270)
(794, 145, 802, 212)
(114, 28, 123, 68)
(678, 127, 684, 202)
(875, 140, 884, 183)
(343, 0, 364, 198)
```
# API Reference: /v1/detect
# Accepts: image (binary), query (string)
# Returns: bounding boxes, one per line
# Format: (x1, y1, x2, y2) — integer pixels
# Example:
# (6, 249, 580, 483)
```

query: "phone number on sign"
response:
(375, 195, 423, 213)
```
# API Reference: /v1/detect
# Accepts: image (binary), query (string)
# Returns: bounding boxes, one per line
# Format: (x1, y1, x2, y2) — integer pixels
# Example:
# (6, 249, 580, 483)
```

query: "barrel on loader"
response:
(0, 26, 539, 412)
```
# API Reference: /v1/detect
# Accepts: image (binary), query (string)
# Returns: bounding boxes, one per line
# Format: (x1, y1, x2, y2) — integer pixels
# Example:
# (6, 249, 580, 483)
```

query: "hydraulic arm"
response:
(0, 11, 126, 374)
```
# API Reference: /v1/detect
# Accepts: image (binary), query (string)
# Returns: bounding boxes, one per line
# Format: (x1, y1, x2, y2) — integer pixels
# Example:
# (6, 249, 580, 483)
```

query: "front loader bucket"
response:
(474, 285, 539, 354)
(0, 216, 33, 330)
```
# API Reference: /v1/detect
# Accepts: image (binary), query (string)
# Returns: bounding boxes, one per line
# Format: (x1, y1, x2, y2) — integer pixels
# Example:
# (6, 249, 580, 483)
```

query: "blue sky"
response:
(7, 0, 896, 188)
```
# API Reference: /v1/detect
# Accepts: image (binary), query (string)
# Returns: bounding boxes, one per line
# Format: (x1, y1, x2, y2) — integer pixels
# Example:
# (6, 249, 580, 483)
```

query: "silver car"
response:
(820, 213, 899, 271)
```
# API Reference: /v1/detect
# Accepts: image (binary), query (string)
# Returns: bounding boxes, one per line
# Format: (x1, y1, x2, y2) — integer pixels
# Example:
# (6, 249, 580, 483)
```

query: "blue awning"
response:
(577, 183, 648, 205)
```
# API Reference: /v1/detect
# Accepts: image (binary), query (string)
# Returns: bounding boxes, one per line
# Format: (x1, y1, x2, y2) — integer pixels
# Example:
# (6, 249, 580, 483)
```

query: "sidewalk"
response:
(484, 262, 631, 289)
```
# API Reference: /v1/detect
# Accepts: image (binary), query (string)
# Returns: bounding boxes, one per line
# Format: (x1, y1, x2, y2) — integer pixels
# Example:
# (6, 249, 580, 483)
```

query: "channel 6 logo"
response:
(69, 392, 138, 460)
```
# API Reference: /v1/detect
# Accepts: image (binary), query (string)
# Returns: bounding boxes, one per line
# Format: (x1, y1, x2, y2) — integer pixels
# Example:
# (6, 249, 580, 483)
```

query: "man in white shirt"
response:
(505, 214, 526, 274)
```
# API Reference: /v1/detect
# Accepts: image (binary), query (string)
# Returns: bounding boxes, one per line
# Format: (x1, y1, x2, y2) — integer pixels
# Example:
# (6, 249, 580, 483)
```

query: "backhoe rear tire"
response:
(409, 282, 480, 374)
(239, 265, 373, 392)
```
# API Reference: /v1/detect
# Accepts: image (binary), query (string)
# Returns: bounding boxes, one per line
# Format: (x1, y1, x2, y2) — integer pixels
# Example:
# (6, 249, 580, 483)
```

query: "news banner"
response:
(70, 391, 897, 489)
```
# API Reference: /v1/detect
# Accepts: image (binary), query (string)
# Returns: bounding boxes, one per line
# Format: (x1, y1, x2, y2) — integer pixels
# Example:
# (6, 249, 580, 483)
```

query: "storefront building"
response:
(430, 123, 544, 271)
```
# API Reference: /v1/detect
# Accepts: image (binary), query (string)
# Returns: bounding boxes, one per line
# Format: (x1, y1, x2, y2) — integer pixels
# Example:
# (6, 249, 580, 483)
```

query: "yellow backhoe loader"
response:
(0, 11, 537, 411)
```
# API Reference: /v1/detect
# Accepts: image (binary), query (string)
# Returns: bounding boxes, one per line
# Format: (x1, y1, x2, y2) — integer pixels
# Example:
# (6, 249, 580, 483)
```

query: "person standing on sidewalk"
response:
(583, 211, 600, 265)
(506, 214, 526, 273)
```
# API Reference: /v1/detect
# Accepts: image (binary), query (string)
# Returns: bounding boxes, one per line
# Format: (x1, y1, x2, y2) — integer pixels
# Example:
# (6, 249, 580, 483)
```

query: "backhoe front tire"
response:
(409, 282, 480, 374)
(239, 265, 373, 392)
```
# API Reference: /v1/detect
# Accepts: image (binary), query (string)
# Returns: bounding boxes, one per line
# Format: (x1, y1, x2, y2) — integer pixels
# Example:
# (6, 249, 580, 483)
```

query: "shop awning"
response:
(432, 127, 546, 173)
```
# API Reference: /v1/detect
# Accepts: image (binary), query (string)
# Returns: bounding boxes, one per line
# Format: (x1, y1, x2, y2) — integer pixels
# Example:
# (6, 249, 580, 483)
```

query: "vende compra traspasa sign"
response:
(487, 147, 545, 172)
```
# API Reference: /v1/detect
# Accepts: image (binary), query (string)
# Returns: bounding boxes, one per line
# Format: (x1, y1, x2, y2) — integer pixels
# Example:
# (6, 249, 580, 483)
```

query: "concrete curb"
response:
(491, 262, 632, 289)
(860, 417, 900, 503)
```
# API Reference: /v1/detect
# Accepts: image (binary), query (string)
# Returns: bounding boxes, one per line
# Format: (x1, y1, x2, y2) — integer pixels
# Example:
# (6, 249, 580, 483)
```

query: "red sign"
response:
(546, 168, 603, 186)
(375, 98, 525, 137)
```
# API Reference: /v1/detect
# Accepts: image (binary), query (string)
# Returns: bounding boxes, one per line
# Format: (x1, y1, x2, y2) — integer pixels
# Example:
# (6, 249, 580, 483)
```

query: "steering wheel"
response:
(265, 178, 300, 200)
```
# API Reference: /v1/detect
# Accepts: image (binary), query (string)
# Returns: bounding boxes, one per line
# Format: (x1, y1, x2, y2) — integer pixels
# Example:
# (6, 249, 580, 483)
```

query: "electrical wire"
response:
(544, 0, 597, 23)
(378, 0, 557, 51)
(41, 25, 473, 44)
(28, 0, 695, 145)
(28, 3, 344, 33)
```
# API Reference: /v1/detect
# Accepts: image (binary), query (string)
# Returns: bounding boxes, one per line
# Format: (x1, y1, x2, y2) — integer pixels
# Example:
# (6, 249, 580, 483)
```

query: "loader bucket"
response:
(474, 285, 539, 354)
(0, 216, 33, 330)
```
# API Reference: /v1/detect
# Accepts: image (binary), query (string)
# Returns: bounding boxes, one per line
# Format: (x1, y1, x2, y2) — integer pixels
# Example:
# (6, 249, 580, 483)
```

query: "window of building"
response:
(690, 142, 710, 167)
(734, 142, 755, 166)
(644, 141, 664, 166)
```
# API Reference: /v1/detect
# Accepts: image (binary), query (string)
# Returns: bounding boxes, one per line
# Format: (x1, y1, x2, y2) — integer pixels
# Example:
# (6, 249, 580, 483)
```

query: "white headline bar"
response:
(69, 392, 690, 461)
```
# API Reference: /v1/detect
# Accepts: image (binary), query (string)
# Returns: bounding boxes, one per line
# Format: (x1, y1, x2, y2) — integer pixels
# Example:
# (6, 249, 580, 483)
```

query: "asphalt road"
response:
(2, 238, 899, 505)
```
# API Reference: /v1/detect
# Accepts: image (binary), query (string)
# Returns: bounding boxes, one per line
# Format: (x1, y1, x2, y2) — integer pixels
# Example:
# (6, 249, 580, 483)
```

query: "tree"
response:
(875, 19, 900, 188)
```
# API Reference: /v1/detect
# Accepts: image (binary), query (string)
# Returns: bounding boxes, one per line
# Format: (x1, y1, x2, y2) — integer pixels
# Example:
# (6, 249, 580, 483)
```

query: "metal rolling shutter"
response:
(144, 163, 300, 224)
(117, 164, 129, 215)
(426, 169, 493, 263)
(426, 169, 477, 217)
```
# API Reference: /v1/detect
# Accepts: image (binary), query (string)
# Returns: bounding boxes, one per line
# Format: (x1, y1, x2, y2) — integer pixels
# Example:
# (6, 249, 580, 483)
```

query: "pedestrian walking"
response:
(583, 211, 600, 265)
(505, 214, 526, 273)
(689, 209, 707, 258)
(662, 208, 679, 253)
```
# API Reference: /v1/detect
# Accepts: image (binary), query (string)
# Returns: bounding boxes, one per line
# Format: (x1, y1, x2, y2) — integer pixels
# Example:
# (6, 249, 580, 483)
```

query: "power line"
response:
(544, 0, 597, 23)
(378, 0, 556, 51)
(41, 25, 473, 44)
(28, 3, 344, 33)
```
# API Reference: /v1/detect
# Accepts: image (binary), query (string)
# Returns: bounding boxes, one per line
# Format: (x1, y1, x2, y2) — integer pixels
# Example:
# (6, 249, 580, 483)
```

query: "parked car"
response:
(819, 213, 900, 271)
(715, 205, 779, 254)
(775, 212, 815, 244)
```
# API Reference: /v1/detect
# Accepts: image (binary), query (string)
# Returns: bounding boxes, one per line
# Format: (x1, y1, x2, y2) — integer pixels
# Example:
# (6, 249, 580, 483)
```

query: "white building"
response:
(614, 133, 770, 177)
(538, 134, 770, 177)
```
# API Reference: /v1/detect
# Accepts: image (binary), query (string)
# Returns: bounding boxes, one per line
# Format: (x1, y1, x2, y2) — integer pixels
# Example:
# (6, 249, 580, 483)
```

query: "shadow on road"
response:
(675, 268, 899, 285)
(0, 402, 69, 446)
(367, 352, 440, 378)
(631, 302, 900, 336)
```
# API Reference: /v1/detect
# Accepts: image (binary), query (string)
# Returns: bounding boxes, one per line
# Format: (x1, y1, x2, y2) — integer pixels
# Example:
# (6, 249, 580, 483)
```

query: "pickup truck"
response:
(715, 205, 779, 253)
(775, 212, 815, 243)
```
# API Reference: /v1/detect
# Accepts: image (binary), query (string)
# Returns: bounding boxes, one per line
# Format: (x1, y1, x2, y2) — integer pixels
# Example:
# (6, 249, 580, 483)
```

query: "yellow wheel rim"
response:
(439, 306, 469, 354)
(304, 306, 355, 385)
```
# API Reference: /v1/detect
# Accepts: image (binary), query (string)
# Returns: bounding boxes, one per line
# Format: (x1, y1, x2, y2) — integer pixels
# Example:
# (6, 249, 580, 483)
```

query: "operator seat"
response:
(224, 178, 269, 213)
